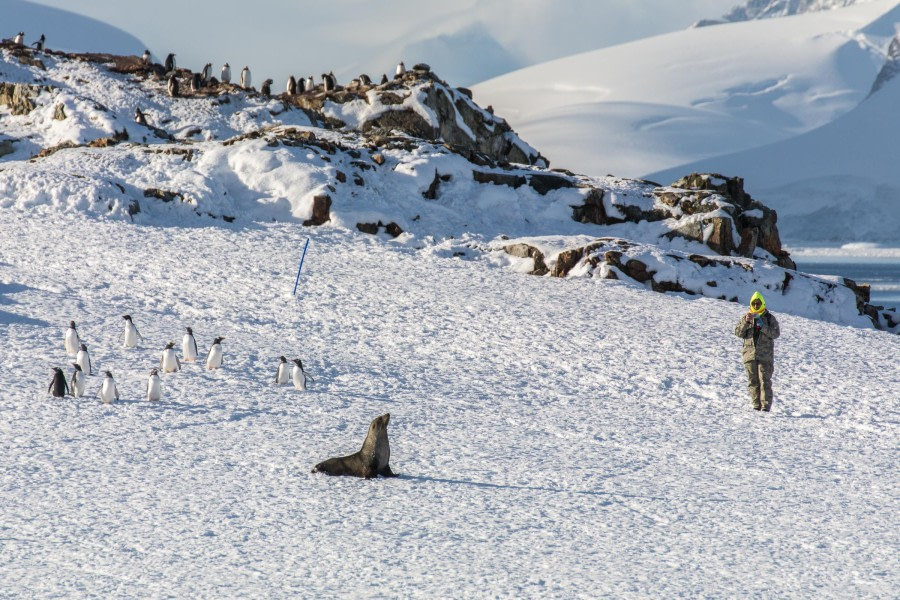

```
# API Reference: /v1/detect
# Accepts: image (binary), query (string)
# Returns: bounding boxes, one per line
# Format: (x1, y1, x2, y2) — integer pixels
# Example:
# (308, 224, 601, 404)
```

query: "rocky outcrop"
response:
(0, 82, 49, 116)
(304, 194, 332, 226)
(870, 34, 900, 96)
(503, 243, 548, 275)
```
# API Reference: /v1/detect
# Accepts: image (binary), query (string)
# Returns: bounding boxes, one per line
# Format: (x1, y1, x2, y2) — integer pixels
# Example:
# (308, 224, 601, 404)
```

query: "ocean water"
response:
(790, 248, 900, 314)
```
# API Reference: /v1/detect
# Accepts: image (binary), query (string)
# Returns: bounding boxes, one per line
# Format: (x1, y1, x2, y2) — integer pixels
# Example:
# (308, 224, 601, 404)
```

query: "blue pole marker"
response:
(293, 238, 310, 296)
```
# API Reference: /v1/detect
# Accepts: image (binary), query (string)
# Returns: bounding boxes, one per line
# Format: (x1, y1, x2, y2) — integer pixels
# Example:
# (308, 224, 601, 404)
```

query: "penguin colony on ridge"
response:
(48, 317, 254, 402)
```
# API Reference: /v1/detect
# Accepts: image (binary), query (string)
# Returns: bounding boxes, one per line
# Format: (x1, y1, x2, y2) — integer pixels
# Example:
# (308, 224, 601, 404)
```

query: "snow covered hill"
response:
(0, 37, 898, 599)
(696, 0, 872, 26)
(471, 0, 898, 183)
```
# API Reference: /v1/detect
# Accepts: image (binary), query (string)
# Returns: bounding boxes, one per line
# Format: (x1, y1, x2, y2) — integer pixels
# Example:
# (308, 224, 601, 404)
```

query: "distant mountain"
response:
(695, 0, 868, 26)
(1, 0, 148, 56)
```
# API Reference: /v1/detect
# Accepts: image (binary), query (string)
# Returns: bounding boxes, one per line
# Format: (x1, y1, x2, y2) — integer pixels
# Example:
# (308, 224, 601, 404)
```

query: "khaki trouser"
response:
(744, 360, 774, 411)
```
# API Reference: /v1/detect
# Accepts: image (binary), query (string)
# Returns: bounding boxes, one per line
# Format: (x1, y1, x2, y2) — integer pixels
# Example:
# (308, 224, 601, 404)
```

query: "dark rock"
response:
(473, 170, 526, 189)
(304, 194, 332, 226)
(503, 243, 548, 275)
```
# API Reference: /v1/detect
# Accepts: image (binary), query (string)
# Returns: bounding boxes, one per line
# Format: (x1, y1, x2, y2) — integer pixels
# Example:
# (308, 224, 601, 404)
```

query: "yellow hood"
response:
(749, 291, 766, 314)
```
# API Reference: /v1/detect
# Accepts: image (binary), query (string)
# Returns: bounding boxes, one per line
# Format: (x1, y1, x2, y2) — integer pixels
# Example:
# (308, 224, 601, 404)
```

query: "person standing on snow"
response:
(734, 291, 780, 411)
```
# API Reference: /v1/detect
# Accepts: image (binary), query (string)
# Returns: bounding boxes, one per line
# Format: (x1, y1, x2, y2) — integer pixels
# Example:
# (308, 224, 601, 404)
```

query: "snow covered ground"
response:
(1, 209, 898, 598)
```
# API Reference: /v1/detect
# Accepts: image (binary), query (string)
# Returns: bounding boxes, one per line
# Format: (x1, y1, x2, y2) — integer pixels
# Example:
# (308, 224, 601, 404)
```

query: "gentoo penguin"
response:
(380, 73, 389, 85)
(321, 73, 333, 92)
(70, 363, 86, 398)
(221, 63, 231, 84)
(160, 341, 181, 373)
(182, 326, 198, 362)
(99, 370, 119, 404)
(31, 34, 45, 51)
(297, 77, 306, 94)
(13, 32, 24, 46)
(201, 62, 212, 83)
(286, 75, 297, 95)
(260, 78, 273, 96)
(76, 342, 92, 375)
(122, 314, 143, 348)
(358, 73, 372, 86)
(395, 61, 405, 78)
(190, 72, 202, 92)
(240, 66, 251, 89)
(64, 320, 81, 355)
(275, 356, 290, 384)
(206, 336, 224, 370)
(141, 49, 151, 65)
(164, 52, 176, 74)
(134, 107, 147, 126)
(167, 75, 179, 97)
(48, 367, 69, 398)
(146, 368, 162, 401)
(291, 358, 308, 390)
(304, 76, 314, 92)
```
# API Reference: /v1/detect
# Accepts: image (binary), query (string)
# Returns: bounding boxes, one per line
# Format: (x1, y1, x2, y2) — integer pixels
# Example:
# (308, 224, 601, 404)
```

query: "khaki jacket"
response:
(734, 310, 780, 364)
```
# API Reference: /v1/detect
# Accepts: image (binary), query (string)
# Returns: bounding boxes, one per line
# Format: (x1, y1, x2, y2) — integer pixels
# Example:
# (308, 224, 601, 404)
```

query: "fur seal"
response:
(312, 413, 397, 479)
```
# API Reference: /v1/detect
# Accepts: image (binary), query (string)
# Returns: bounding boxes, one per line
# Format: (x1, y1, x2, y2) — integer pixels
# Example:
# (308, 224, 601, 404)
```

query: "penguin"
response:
(64, 320, 81, 355)
(146, 368, 162, 401)
(70, 363, 86, 397)
(304, 76, 314, 92)
(358, 73, 372, 86)
(260, 78, 273, 96)
(190, 72, 202, 92)
(201, 62, 212, 83)
(395, 61, 405, 78)
(221, 63, 231, 84)
(275, 356, 290, 384)
(297, 77, 306, 94)
(164, 52, 176, 74)
(122, 314, 143, 348)
(286, 75, 297, 95)
(99, 370, 119, 404)
(291, 358, 308, 390)
(13, 32, 24, 46)
(240, 66, 251, 89)
(141, 49, 151, 65)
(76, 342, 92, 376)
(160, 341, 181, 373)
(380, 73, 389, 85)
(48, 367, 69, 398)
(328, 71, 337, 89)
(167, 75, 179, 98)
(182, 326, 198, 362)
(321, 73, 333, 92)
(134, 107, 147, 126)
(206, 336, 224, 370)
(31, 34, 45, 51)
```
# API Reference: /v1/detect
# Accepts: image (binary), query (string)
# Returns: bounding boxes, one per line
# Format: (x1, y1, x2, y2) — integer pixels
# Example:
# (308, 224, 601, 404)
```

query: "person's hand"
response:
(745, 313, 754, 322)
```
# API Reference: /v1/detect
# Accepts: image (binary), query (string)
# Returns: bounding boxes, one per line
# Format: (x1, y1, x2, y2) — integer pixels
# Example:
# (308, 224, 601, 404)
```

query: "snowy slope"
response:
(0, 38, 898, 599)
(471, 0, 898, 180)
(646, 65, 900, 244)
(697, 0, 873, 25)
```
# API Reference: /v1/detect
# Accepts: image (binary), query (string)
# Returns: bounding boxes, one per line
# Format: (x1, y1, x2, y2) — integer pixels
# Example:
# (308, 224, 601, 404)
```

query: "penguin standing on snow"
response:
(286, 75, 297, 95)
(182, 326, 199, 362)
(48, 367, 69, 398)
(99, 370, 119, 404)
(275, 356, 290, 384)
(122, 314, 143, 348)
(206, 336, 224, 370)
(291, 358, 309, 390)
(221, 63, 231, 84)
(70, 363, 86, 397)
(167, 75, 179, 97)
(76, 342, 92, 375)
(240, 66, 251, 89)
(164, 52, 176, 74)
(160, 341, 181, 373)
(146, 368, 162, 402)
(134, 107, 148, 126)
(64, 320, 81, 355)
(31, 34, 45, 51)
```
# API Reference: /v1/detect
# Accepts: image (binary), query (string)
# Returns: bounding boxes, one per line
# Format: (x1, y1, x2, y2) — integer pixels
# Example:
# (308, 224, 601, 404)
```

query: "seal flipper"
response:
(378, 464, 397, 477)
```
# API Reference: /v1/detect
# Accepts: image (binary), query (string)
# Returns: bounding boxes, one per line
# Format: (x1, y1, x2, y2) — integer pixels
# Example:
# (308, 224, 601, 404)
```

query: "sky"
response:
(17, 0, 741, 86)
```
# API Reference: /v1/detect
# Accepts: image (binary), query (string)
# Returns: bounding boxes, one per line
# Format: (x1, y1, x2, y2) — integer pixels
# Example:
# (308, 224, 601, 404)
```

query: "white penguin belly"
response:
(161, 349, 180, 372)
(147, 376, 162, 401)
(100, 381, 117, 403)
(206, 346, 223, 369)
(65, 330, 80, 355)
(182, 336, 198, 362)
(72, 373, 86, 397)
(76, 351, 90, 375)
(277, 363, 290, 384)
(292, 366, 306, 390)
(124, 325, 139, 347)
